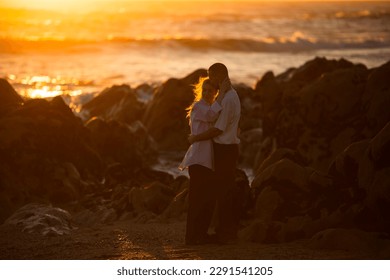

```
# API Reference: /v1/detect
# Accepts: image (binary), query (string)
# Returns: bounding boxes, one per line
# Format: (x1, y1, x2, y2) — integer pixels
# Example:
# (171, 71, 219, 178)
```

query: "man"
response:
(189, 63, 241, 244)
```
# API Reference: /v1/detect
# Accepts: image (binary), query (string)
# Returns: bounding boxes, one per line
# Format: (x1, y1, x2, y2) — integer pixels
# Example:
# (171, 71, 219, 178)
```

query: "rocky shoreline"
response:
(1, 57, 390, 259)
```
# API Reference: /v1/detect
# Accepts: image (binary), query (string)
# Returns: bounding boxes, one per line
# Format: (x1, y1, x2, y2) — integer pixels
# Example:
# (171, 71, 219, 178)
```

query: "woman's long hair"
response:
(186, 76, 210, 121)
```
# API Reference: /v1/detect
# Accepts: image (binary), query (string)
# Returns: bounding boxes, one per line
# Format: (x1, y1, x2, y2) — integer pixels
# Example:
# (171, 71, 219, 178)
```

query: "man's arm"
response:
(188, 127, 222, 144)
(215, 78, 231, 104)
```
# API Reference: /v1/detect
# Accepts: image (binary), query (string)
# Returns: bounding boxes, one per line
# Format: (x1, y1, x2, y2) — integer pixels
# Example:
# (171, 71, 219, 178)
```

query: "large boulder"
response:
(255, 71, 282, 106)
(142, 69, 207, 150)
(0, 95, 103, 222)
(329, 139, 370, 198)
(82, 84, 144, 124)
(252, 158, 332, 222)
(288, 56, 355, 84)
(326, 123, 390, 232)
(310, 228, 390, 256)
(364, 61, 390, 136)
(0, 96, 102, 177)
(240, 57, 390, 244)
(239, 128, 263, 167)
(260, 58, 390, 174)
(299, 65, 368, 127)
(0, 78, 23, 116)
(275, 57, 356, 118)
(247, 125, 390, 242)
(160, 188, 189, 221)
(0, 78, 23, 104)
(85, 118, 157, 168)
(4, 203, 73, 236)
(254, 148, 306, 180)
(128, 181, 175, 215)
(235, 83, 261, 132)
(276, 63, 369, 172)
(363, 122, 390, 231)
(252, 158, 312, 192)
(254, 71, 283, 137)
(73, 205, 118, 226)
(296, 127, 357, 172)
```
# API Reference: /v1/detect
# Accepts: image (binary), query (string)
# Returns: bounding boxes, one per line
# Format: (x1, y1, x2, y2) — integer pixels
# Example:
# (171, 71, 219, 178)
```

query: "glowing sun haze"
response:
(1, 0, 383, 11)
(0, 0, 103, 10)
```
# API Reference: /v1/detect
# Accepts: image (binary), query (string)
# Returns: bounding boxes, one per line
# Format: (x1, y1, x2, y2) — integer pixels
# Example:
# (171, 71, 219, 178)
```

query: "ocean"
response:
(1, 1, 390, 105)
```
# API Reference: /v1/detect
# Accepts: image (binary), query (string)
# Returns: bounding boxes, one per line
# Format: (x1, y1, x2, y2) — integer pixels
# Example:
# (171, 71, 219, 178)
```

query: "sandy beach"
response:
(1, 218, 382, 260)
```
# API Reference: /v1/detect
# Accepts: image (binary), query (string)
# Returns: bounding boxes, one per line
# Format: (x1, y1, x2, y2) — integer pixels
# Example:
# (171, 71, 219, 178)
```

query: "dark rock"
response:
(299, 65, 368, 126)
(142, 69, 207, 150)
(235, 168, 252, 219)
(252, 158, 319, 222)
(135, 83, 155, 103)
(161, 188, 189, 220)
(252, 158, 311, 192)
(329, 140, 370, 200)
(128, 181, 175, 215)
(364, 122, 390, 231)
(4, 203, 73, 236)
(254, 71, 282, 137)
(239, 128, 263, 167)
(289, 56, 355, 84)
(364, 61, 390, 135)
(254, 58, 390, 176)
(170, 175, 189, 194)
(310, 228, 390, 256)
(252, 137, 276, 171)
(82, 84, 144, 124)
(370, 120, 390, 167)
(85, 118, 157, 168)
(0, 95, 103, 222)
(133, 168, 176, 189)
(0, 78, 23, 116)
(254, 148, 306, 179)
(239, 220, 286, 243)
(73, 206, 118, 226)
(238, 220, 270, 243)
(235, 83, 261, 132)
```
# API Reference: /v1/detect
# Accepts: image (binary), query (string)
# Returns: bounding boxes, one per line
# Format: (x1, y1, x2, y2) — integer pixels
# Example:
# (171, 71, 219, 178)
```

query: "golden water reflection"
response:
(10, 75, 84, 99)
(7, 74, 97, 113)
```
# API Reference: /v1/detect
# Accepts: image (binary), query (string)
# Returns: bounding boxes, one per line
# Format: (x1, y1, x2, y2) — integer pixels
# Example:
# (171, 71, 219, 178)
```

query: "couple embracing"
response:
(179, 63, 241, 245)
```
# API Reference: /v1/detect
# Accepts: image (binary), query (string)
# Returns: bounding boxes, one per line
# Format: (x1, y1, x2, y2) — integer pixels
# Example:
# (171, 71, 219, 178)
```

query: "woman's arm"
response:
(188, 127, 222, 144)
(192, 102, 222, 123)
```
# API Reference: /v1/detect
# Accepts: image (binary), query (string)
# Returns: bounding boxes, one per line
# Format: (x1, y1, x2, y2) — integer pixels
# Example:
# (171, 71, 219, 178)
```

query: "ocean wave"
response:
(330, 9, 390, 20)
(2, 37, 390, 54)
(0, 39, 104, 54)
(298, 9, 390, 21)
(163, 38, 390, 53)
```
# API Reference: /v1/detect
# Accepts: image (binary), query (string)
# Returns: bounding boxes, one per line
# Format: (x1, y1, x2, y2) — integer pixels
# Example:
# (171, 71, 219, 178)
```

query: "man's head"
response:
(208, 63, 228, 88)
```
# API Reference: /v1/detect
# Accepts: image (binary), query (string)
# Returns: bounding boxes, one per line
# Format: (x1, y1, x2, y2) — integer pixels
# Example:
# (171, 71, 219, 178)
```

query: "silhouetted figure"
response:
(179, 78, 225, 245)
(189, 63, 241, 244)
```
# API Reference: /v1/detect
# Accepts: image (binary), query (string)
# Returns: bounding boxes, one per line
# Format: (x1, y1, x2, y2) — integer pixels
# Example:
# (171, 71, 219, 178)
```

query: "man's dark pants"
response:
(213, 142, 239, 242)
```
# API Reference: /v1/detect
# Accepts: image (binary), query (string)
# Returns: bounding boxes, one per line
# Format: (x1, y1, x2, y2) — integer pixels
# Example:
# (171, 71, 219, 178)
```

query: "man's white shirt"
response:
(213, 88, 241, 144)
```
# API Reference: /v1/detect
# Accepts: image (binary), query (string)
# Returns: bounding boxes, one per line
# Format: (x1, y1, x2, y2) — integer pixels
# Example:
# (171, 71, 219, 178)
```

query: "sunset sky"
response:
(0, 0, 386, 11)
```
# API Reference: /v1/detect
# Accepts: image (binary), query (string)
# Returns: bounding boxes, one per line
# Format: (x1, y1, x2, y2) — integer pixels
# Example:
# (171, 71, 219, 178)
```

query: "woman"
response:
(179, 77, 225, 245)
